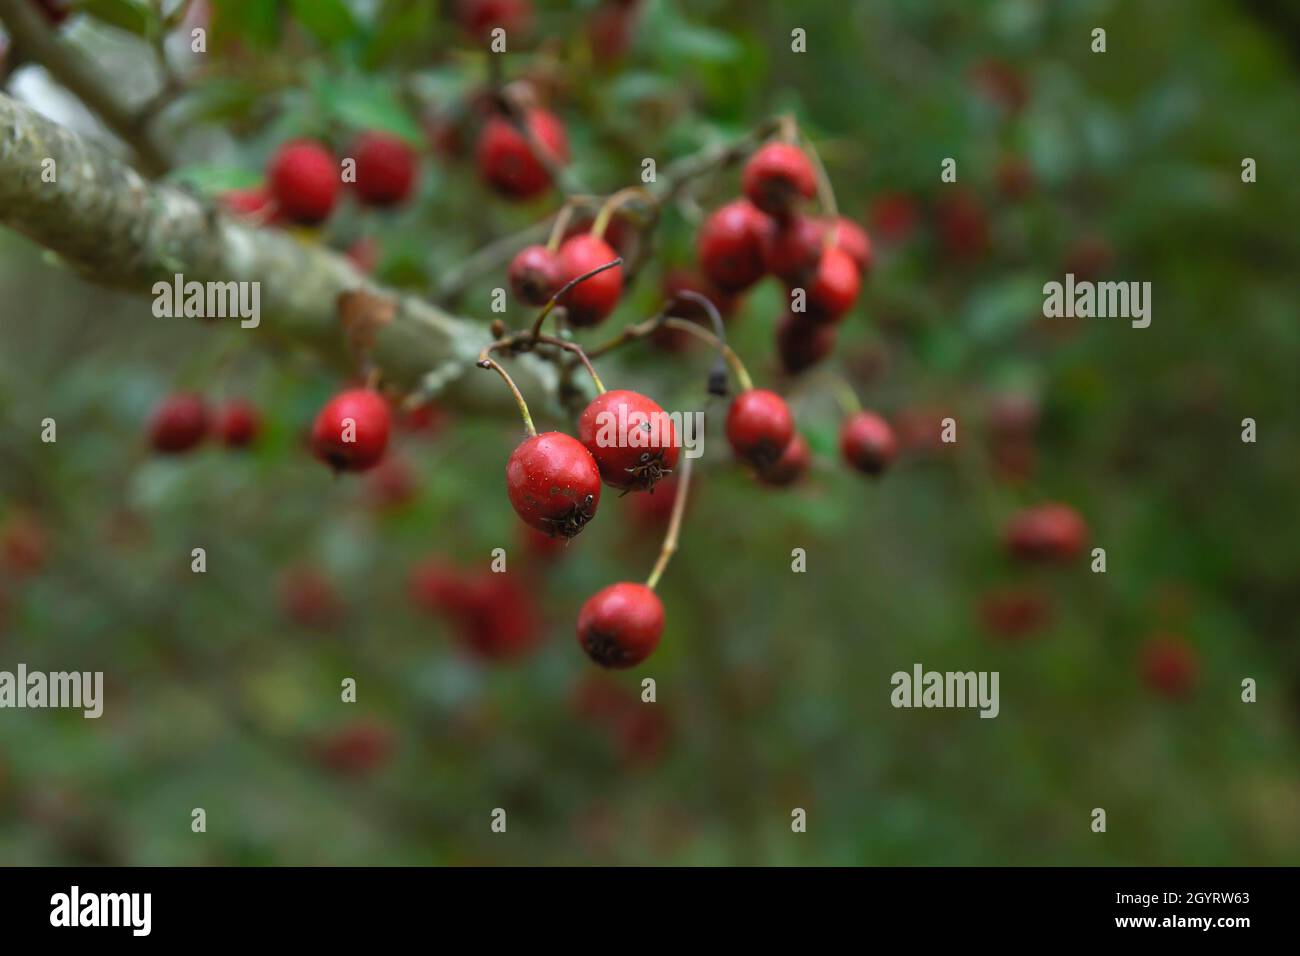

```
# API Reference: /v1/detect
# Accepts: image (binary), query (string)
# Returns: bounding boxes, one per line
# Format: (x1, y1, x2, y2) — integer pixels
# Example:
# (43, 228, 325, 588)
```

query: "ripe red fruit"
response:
(1, 513, 47, 576)
(506, 431, 601, 537)
(278, 566, 342, 629)
(213, 399, 260, 449)
(654, 269, 736, 351)
(840, 411, 897, 477)
(697, 200, 771, 293)
(762, 214, 823, 284)
(726, 389, 795, 469)
(803, 245, 861, 322)
(312, 719, 394, 776)
(457, 0, 532, 41)
(508, 244, 562, 306)
(148, 393, 209, 454)
(1004, 503, 1088, 562)
(409, 562, 542, 661)
(310, 388, 390, 473)
(408, 560, 479, 618)
(400, 400, 448, 436)
(577, 582, 664, 669)
(775, 310, 837, 375)
(978, 588, 1050, 641)
(578, 389, 679, 492)
(1140, 635, 1198, 698)
(367, 455, 418, 509)
(267, 140, 339, 225)
(588, 1, 638, 65)
(742, 142, 816, 217)
(827, 217, 873, 274)
(627, 475, 679, 528)
(476, 109, 568, 200)
(521, 524, 569, 562)
(350, 131, 419, 207)
(935, 189, 990, 262)
(757, 432, 810, 487)
(557, 233, 623, 326)
(869, 192, 920, 244)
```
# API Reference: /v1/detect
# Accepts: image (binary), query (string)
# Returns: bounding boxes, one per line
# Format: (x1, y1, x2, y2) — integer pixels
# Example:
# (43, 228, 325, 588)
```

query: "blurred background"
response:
(0, 0, 1297, 865)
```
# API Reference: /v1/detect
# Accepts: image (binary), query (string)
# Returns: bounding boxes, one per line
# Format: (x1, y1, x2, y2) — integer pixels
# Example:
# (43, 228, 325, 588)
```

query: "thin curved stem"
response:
(528, 255, 623, 339)
(531, 334, 605, 393)
(591, 186, 652, 240)
(475, 352, 536, 436)
(646, 456, 693, 591)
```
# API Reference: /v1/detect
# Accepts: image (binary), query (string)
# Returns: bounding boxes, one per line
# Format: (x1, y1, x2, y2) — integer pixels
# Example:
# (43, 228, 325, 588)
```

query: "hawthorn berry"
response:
(350, 131, 419, 207)
(978, 588, 1050, 641)
(757, 432, 810, 487)
(213, 399, 260, 449)
(1140, 635, 1198, 698)
(476, 109, 568, 201)
(726, 389, 795, 469)
(457, 0, 532, 42)
(839, 411, 897, 477)
(310, 388, 391, 473)
(367, 455, 418, 509)
(312, 719, 395, 776)
(869, 192, 920, 244)
(775, 310, 837, 375)
(1004, 503, 1088, 562)
(653, 270, 735, 351)
(506, 431, 602, 538)
(742, 142, 816, 217)
(148, 393, 209, 454)
(803, 244, 861, 322)
(826, 217, 873, 274)
(577, 582, 664, 669)
(762, 214, 823, 284)
(578, 389, 679, 492)
(934, 189, 990, 262)
(627, 474, 679, 528)
(557, 233, 623, 326)
(508, 244, 562, 306)
(697, 200, 770, 293)
(409, 561, 542, 660)
(267, 139, 339, 225)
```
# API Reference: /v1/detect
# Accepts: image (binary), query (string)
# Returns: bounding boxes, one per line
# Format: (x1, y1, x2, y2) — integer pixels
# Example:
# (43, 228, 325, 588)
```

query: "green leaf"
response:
(80, 0, 155, 37)
(316, 76, 422, 142)
(288, 0, 360, 47)
(165, 165, 263, 195)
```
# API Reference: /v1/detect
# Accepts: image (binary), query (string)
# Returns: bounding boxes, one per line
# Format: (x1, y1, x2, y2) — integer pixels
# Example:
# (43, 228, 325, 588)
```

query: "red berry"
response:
(775, 310, 837, 375)
(1004, 503, 1088, 562)
(267, 140, 339, 225)
(869, 192, 920, 244)
(577, 582, 664, 669)
(1, 513, 47, 576)
(726, 389, 794, 469)
(588, 1, 638, 65)
(578, 389, 679, 492)
(214, 399, 260, 449)
(521, 524, 569, 562)
(148, 393, 209, 454)
(742, 142, 816, 217)
(840, 411, 897, 477)
(978, 588, 1050, 641)
(220, 186, 278, 221)
(408, 561, 478, 618)
(400, 400, 448, 436)
(627, 475, 679, 528)
(757, 432, 810, 487)
(827, 217, 873, 274)
(1140, 635, 1198, 698)
(457, 0, 532, 41)
(350, 131, 419, 207)
(506, 431, 601, 538)
(508, 244, 562, 306)
(557, 233, 623, 327)
(278, 566, 342, 629)
(476, 109, 568, 200)
(461, 572, 543, 661)
(313, 719, 394, 776)
(697, 199, 771, 292)
(934, 189, 990, 262)
(762, 215, 823, 284)
(802, 245, 861, 322)
(310, 388, 390, 473)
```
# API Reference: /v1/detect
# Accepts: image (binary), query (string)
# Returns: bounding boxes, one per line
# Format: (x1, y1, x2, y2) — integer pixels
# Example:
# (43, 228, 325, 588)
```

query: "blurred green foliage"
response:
(0, 0, 1297, 865)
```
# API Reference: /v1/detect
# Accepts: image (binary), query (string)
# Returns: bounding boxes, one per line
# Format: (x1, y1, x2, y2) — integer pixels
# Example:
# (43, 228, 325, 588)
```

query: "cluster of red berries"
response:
(147, 394, 261, 454)
(223, 131, 420, 229)
(409, 561, 543, 661)
(695, 142, 871, 376)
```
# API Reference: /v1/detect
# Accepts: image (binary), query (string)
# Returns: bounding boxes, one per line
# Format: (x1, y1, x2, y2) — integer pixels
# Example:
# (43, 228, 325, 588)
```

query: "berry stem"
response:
(475, 351, 537, 437)
(546, 202, 576, 253)
(800, 130, 839, 228)
(646, 456, 692, 591)
(582, 309, 755, 392)
(829, 375, 862, 416)
(530, 334, 605, 393)
(528, 255, 624, 339)
(591, 186, 652, 240)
